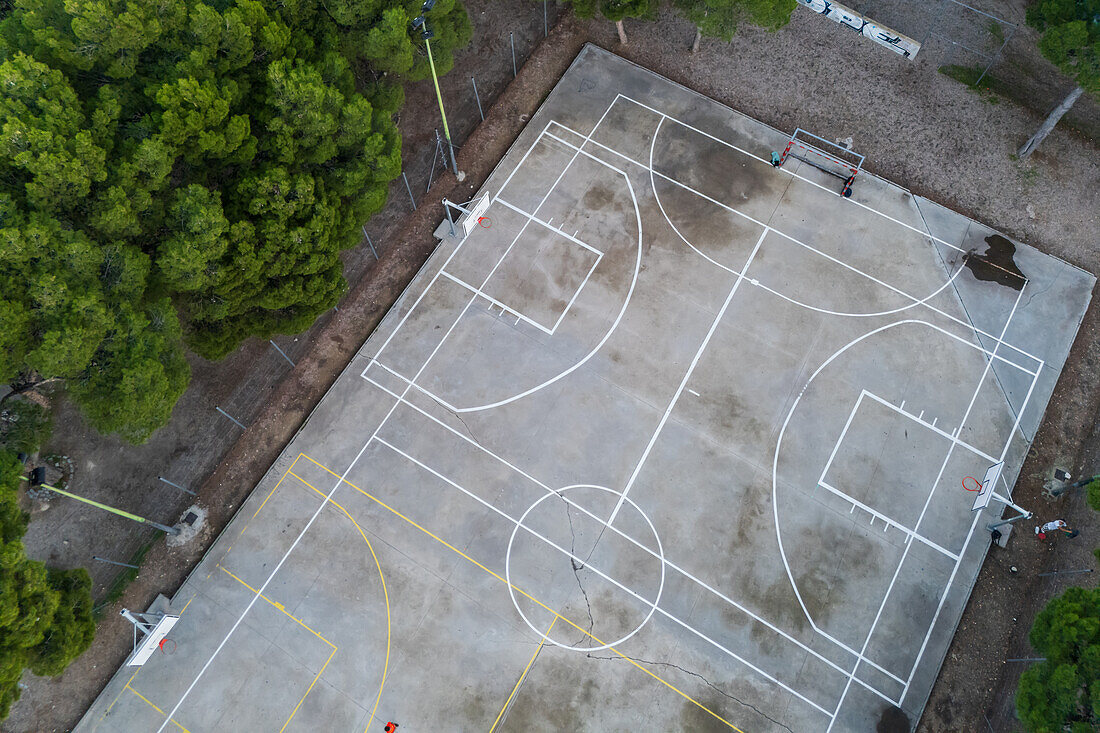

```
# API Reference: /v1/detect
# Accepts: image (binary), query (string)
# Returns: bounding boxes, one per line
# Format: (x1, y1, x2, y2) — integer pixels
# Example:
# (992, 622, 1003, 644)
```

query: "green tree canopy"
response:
(673, 0, 796, 43)
(1027, 0, 1100, 95)
(0, 0, 469, 442)
(0, 452, 95, 720)
(1016, 586, 1100, 732)
(567, 0, 657, 44)
(1017, 0, 1099, 158)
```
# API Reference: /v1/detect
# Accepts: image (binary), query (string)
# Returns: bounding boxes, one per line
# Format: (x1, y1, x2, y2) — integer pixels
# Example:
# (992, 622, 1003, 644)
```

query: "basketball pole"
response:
(22, 476, 180, 535)
(415, 2, 463, 181)
(985, 492, 1032, 533)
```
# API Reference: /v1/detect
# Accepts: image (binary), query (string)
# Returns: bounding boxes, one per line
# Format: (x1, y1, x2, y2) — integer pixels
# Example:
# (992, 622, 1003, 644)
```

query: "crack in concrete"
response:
(563, 498, 596, 647)
(585, 653, 795, 733)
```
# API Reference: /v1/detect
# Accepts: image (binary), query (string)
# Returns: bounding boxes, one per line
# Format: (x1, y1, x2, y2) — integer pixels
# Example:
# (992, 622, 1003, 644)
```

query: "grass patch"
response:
(938, 64, 1007, 104)
(93, 537, 158, 621)
(988, 19, 1005, 47)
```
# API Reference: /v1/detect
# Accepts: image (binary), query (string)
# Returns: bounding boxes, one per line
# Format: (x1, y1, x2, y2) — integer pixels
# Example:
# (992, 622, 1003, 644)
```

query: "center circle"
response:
(505, 484, 665, 652)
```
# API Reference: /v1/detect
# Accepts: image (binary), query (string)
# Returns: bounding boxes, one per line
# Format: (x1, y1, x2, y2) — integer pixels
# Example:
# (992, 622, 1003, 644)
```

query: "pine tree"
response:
(1016, 0, 1100, 159)
(1016, 586, 1100, 731)
(673, 0, 796, 50)
(567, 0, 657, 44)
(0, 453, 95, 720)
(0, 0, 470, 440)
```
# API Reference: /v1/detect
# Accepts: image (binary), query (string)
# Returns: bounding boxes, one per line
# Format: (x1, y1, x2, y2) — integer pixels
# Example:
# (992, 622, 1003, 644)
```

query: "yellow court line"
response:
(216, 565, 339, 733)
(100, 591, 198, 725)
(295, 455, 743, 731)
(320, 498, 392, 731)
(489, 617, 556, 732)
(254, 453, 304, 520)
(280, 645, 337, 733)
(207, 454, 303, 581)
(103, 670, 140, 717)
(216, 565, 336, 650)
(125, 684, 191, 732)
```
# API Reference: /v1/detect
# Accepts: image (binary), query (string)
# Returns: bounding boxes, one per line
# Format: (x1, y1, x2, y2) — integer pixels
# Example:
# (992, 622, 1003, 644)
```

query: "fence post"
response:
(402, 172, 417, 210)
(362, 225, 379, 260)
(472, 77, 484, 121)
(268, 340, 295, 367)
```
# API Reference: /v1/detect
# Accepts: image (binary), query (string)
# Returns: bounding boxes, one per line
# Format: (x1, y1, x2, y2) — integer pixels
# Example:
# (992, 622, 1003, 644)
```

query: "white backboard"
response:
(972, 461, 1004, 512)
(462, 194, 491, 237)
(125, 614, 180, 667)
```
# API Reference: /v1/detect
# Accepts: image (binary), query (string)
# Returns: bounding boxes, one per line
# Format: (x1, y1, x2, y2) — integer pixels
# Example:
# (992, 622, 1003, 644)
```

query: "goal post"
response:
(774, 128, 864, 197)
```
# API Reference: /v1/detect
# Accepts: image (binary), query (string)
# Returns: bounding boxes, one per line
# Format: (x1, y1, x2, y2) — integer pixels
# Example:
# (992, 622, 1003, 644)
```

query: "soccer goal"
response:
(774, 128, 864, 197)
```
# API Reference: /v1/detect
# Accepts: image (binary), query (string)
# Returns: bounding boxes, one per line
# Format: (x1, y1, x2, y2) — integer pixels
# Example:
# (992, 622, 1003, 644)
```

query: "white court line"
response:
(371, 434, 835, 719)
(440, 271, 555, 335)
(361, 373, 907, 699)
(616, 93, 1033, 288)
(861, 391, 999, 465)
(160, 104, 631, 730)
(817, 481, 959, 562)
(818, 391, 999, 488)
(492, 197, 604, 255)
(607, 228, 768, 526)
(545, 119, 1044, 372)
(901, 303, 1043, 700)
(360, 121, 553, 375)
(823, 284, 1028, 729)
(550, 251, 603, 334)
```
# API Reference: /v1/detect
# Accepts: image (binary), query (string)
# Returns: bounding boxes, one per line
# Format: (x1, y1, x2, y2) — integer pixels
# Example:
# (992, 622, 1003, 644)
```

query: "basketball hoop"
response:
(478, 216, 491, 229)
(962, 476, 982, 492)
(158, 638, 177, 655)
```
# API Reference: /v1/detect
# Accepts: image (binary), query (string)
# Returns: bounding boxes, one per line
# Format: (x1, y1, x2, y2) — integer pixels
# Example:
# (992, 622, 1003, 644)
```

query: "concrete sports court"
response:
(81, 45, 1093, 732)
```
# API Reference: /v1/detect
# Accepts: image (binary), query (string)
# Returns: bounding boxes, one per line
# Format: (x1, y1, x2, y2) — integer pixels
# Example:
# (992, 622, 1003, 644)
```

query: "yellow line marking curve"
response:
(296, 455, 741, 731)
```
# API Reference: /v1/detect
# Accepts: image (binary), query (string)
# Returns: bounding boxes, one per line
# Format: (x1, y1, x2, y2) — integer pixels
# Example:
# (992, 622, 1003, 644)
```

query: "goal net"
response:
(776, 129, 864, 197)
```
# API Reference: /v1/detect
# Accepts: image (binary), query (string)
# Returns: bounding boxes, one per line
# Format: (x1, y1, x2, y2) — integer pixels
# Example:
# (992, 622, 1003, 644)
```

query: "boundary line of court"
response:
(361, 373, 907, 713)
(352, 108, 1040, 720)
(823, 284, 1030, 730)
(292, 456, 748, 732)
(540, 118, 1043, 373)
(159, 98, 630, 733)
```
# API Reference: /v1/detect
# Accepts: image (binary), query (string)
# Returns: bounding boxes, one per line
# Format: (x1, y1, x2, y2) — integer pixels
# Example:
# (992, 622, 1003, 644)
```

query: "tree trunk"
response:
(1017, 85, 1084, 160)
(691, 28, 702, 53)
(616, 19, 627, 45)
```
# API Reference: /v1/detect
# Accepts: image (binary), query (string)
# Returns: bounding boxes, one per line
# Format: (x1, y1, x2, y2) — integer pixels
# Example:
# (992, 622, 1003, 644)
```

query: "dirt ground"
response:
(6, 3, 1099, 731)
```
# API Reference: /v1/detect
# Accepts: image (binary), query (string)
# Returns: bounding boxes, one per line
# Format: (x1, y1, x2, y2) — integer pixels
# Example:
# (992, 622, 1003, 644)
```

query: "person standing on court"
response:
(384, 723, 399, 732)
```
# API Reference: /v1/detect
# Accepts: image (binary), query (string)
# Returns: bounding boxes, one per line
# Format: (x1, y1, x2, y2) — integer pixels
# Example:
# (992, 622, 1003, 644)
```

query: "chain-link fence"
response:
(848, 0, 1099, 142)
(27, 0, 567, 604)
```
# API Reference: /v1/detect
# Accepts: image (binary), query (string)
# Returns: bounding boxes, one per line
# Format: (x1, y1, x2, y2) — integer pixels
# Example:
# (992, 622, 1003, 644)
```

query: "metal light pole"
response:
(23, 475, 180, 535)
(414, 3, 463, 181)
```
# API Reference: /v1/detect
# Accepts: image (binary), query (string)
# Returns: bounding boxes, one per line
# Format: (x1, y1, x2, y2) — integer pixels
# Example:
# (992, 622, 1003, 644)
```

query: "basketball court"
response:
(79, 45, 1093, 732)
